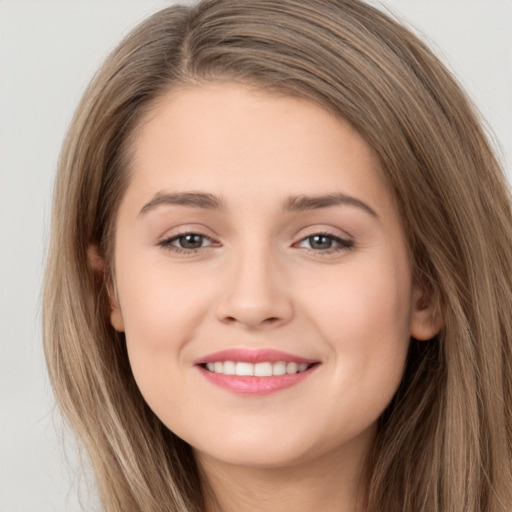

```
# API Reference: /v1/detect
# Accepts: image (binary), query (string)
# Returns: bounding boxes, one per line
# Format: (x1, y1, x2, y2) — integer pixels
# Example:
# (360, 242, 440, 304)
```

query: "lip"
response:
(194, 348, 320, 395)
(193, 348, 318, 365)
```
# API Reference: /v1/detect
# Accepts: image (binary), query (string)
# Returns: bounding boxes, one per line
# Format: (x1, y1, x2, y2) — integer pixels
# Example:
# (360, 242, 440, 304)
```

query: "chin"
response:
(187, 419, 374, 472)
(194, 440, 313, 470)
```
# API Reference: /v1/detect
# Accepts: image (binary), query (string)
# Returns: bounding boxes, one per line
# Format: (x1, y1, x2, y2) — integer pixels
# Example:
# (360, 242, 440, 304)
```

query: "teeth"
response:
(223, 361, 236, 375)
(273, 361, 286, 375)
(286, 362, 298, 374)
(235, 362, 254, 376)
(205, 361, 311, 376)
(254, 362, 272, 377)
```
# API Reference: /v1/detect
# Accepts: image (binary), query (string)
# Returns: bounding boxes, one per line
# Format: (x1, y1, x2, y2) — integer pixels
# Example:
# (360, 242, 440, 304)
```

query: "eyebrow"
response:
(284, 193, 378, 218)
(139, 192, 226, 215)
(139, 191, 378, 218)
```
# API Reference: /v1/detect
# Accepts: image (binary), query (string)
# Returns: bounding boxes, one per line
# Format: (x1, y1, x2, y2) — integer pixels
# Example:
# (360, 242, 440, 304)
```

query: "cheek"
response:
(307, 257, 410, 328)
(304, 258, 412, 390)
(114, 257, 215, 403)
(116, 253, 214, 343)
(289, 261, 412, 445)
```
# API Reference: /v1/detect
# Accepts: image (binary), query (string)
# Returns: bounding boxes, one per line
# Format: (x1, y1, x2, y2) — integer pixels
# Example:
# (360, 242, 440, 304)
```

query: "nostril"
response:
(222, 315, 282, 328)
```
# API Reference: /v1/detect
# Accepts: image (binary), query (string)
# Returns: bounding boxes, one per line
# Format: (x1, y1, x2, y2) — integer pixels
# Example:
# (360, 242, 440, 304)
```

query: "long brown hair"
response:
(43, 1, 512, 510)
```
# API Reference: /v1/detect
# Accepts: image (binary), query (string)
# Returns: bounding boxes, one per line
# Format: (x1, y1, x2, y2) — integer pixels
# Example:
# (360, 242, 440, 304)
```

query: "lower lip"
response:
(197, 365, 317, 395)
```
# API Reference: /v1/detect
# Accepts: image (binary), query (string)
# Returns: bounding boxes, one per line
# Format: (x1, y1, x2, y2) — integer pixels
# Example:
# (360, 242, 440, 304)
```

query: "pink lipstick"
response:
(194, 348, 319, 395)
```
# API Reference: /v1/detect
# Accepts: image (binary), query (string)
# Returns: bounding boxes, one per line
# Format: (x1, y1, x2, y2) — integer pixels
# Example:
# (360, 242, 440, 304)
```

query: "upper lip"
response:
(193, 348, 319, 365)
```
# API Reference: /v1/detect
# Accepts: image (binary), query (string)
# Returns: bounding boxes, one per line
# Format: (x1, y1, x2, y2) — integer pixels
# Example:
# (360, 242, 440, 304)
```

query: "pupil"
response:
(310, 235, 332, 249)
(181, 234, 203, 249)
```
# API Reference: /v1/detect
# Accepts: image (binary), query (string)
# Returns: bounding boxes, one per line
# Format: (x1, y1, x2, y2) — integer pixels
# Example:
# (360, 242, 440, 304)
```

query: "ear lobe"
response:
(410, 284, 443, 341)
(87, 244, 105, 277)
(87, 244, 125, 333)
(108, 292, 125, 333)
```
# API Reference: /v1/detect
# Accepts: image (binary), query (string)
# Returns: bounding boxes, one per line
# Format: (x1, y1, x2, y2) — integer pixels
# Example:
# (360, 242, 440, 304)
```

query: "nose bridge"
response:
(215, 237, 293, 329)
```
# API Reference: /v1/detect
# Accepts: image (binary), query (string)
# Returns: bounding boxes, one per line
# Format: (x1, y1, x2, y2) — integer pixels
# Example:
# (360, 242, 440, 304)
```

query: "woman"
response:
(43, 0, 512, 510)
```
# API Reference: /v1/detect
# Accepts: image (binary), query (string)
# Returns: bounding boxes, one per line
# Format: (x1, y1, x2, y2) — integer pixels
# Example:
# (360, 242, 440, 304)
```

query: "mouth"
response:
(201, 360, 313, 376)
(194, 348, 320, 395)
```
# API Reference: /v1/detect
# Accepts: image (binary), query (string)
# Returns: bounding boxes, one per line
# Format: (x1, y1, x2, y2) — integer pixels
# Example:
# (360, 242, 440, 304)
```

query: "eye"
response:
(158, 232, 216, 253)
(296, 233, 354, 254)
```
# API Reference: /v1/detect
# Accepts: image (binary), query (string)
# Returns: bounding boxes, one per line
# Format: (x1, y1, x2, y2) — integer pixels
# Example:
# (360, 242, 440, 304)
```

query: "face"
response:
(107, 82, 438, 472)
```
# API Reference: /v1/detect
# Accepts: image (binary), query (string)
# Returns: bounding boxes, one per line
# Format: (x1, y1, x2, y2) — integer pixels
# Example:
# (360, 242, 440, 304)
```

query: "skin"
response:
(102, 82, 440, 512)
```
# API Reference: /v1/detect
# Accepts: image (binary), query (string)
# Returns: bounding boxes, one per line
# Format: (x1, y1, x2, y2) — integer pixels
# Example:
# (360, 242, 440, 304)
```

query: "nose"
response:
(215, 247, 294, 330)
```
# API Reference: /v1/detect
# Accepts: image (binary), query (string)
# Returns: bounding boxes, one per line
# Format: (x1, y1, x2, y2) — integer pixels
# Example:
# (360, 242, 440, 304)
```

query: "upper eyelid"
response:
(294, 230, 354, 248)
(158, 225, 218, 242)
(160, 223, 352, 238)
(155, 217, 354, 239)
(159, 229, 349, 240)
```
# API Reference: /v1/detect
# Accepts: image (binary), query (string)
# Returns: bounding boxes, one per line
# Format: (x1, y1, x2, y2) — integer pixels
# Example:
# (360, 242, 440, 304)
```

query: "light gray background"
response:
(1, 1, 511, 511)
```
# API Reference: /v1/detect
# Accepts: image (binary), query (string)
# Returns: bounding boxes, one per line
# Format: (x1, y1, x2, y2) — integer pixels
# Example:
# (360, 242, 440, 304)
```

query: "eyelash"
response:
(158, 232, 219, 255)
(295, 232, 355, 254)
(158, 231, 354, 256)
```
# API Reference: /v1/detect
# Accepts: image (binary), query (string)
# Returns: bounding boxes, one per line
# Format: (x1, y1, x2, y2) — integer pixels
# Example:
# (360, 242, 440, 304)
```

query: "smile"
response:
(195, 349, 319, 395)
(205, 361, 310, 376)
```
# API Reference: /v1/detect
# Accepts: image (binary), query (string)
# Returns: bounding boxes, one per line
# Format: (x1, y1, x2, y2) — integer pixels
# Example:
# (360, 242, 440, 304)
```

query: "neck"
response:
(196, 442, 369, 512)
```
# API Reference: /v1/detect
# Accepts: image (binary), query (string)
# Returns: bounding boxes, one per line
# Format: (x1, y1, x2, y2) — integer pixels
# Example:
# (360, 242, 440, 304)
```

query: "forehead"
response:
(126, 82, 393, 217)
